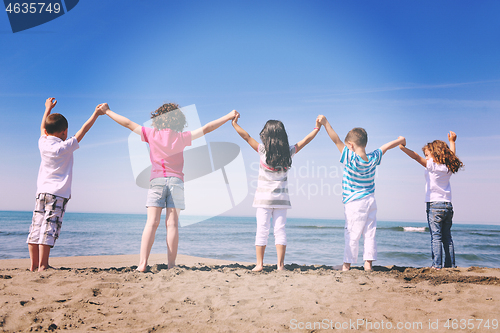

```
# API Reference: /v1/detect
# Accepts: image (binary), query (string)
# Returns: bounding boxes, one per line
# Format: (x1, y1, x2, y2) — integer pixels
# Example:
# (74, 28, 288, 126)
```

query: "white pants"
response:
(255, 208, 287, 246)
(343, 194, 377, 263)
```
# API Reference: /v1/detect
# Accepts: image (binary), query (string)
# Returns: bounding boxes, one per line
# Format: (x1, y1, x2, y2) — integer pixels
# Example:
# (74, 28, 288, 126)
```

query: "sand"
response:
(1, 254, 499, 332)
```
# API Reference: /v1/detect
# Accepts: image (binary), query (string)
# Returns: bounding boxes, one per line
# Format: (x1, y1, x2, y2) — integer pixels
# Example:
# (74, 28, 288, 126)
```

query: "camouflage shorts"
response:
(27, 193, 69, 247)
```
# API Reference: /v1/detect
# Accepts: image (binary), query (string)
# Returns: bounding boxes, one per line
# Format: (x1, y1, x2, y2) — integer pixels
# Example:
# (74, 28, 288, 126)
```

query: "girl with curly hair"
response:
(232, 115, 322, 271)
(99, 102, 237, 271)
(400, 131, 464, 269)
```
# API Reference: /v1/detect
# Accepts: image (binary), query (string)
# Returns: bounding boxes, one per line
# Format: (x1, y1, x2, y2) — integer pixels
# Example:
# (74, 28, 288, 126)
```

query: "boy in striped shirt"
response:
(317, 115, 405, 271)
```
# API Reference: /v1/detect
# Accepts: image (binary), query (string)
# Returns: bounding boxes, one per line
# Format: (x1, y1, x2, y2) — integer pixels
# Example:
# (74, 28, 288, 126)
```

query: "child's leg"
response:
(27, 194, 66, 272)
(253, 246, 266, 272)
(276, 245, 286, 270)
(427, 202, 444, 269)
(343, 200, 365, 270)
(165, 208, 180, 269)
(138, 206, 162, 272)
(28, 243, 39, 271)
(254, 208, 272, 272)
(27, 195, 44, 271)
(38, 244, 51, 271)
(362, 196, 377, 271)
(441, 204, 455, 268)
(273, 209, 287, 270)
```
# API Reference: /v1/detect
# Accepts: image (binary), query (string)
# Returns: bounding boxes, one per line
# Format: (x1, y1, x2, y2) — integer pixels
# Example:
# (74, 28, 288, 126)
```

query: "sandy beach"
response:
(1, 255, 499, 332)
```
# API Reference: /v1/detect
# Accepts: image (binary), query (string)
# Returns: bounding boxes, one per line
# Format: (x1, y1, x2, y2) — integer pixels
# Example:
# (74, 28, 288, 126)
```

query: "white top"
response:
(36, 135, 79, 199)
(253, 143, 297, 209)
(425, 158, 452, 202)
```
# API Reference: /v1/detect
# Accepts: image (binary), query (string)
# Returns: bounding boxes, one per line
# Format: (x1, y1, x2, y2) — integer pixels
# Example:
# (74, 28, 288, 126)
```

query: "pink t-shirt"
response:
(141, 126, 192, 181)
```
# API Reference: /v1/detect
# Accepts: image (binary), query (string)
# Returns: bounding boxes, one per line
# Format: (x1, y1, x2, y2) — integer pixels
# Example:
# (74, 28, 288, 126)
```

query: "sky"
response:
(0, 0, 499, 224)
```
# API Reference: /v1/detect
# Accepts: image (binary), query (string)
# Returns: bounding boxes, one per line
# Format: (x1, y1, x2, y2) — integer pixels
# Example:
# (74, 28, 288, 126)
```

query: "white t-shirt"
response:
(252, 144, 297, 209)
(36, 135, 79, 199)
(425, 158, 452, 202)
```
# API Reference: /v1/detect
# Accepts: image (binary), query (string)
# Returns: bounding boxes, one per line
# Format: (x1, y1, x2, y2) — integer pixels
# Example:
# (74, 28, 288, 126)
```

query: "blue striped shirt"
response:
(339, 146, 382, 204)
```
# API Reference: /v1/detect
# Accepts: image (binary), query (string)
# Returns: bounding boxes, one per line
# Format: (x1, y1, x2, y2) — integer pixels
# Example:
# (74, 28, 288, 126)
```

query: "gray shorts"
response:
(146, 177, 185, 210)
(27, 193, 69, 247)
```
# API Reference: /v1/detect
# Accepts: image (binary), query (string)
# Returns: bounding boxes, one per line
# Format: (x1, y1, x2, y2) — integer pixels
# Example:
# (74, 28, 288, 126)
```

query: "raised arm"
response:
(74, 104, 105, 143)
(40, 97, 57, 136)
(380, 136, 406, 155)
(191, 110, 238, 141)
(448, 131, 457, 154)
(231, 113, 259, 152)
(399, 144, 427, 167)
(317, 115, 345, 153)
(99, 103, 142, 135)
(295, 118, 322, 153)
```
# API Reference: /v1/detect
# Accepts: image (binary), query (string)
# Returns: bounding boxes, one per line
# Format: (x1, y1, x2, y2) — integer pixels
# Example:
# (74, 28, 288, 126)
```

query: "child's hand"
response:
(232, 111, 240, 126)
(317, 115, 327, 125)
(227, 109, 238, 120)
(448, 131, 457, 142)
(95, 104, 105, 116)
(315, 117, 322, 129)
(45, 97, 57, 112)
(399, 136, 406, 147)
(98, 103, 110, 115)
(399, 144, 406, 150)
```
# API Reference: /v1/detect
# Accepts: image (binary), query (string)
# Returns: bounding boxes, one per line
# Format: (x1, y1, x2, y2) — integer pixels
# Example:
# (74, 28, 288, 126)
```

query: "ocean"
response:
(1, 211, 499, 268)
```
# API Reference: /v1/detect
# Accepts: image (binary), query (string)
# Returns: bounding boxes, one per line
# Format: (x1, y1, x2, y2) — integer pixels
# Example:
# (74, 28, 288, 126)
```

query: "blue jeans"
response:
(426, 202, 455, 268)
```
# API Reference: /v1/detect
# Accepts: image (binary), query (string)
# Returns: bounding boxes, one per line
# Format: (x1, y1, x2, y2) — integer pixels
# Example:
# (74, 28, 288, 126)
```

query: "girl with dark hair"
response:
(232, 115, 321, 271)
(400, 131, 464, 269)
(99, 102, 237, 272)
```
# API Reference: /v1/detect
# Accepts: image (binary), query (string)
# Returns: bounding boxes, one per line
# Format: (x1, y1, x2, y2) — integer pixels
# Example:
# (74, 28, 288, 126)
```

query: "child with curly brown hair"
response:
(99, 102, 237, 271)
(399, 131, 464, 269)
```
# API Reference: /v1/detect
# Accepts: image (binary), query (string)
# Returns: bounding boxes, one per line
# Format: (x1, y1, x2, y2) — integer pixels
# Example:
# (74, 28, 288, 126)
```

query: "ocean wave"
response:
(378, 226, 428, 232)
(403, 227, 428, 232)
(455, 253, 483, 261)
(457, 231, 500, 237)
(291, 225, 344, 230)
(0, 231, 27, 236)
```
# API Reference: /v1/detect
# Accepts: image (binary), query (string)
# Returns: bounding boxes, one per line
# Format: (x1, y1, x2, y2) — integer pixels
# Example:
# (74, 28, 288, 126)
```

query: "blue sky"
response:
(1, 1, 499, 224)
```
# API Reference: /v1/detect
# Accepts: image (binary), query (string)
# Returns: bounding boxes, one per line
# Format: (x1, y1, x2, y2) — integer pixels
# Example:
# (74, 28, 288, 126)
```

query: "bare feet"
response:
(364, 260, 373, 271)
(252, 265, 263, 272)
(137, 264, 148, 272)
(342, 263, 351, 271)
(277, 265, 287, 271)
(38, 265, 56, 272)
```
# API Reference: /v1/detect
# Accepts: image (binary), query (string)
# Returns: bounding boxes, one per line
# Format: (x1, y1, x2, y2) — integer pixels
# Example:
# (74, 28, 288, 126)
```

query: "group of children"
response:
(28, 98, 463, 272)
